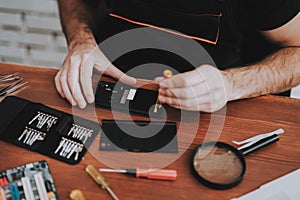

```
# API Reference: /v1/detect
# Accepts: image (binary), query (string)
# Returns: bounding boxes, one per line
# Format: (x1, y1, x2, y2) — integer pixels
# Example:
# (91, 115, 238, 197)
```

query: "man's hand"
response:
(55, 39, 137, 109)
(154, 65, 232, 112)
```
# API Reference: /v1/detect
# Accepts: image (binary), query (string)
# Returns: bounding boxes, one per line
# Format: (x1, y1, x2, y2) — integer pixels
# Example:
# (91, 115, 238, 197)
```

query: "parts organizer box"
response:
(0, 96, 100, 165)
(0, 161, 58, 200)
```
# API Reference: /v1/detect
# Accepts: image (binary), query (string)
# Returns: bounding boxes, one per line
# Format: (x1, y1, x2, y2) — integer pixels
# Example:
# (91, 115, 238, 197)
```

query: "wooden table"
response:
(0, 62, 299, 200)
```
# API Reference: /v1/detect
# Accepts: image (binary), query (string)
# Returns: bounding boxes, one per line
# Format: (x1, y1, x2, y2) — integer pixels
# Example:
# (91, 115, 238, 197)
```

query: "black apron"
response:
(89, 0, 248, 78)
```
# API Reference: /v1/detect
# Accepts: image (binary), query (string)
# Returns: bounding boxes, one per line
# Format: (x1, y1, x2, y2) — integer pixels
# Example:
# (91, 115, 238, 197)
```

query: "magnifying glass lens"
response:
(192, 142, 246, 189)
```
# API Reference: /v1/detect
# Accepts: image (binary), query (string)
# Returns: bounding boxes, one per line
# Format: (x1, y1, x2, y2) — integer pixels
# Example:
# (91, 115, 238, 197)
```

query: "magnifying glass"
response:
(191, 134, 279, 190)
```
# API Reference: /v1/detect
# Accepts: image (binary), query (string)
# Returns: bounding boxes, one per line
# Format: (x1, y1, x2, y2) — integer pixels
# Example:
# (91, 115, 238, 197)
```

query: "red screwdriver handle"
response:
(136, 168, 177, 181)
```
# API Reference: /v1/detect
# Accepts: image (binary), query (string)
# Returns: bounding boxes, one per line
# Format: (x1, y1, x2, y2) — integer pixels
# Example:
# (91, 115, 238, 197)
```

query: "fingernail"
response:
(69, 99, 76, 106)
(71, 102, 77, 107)
(79, 102, 86, 109)
(87, 96, 94, 103)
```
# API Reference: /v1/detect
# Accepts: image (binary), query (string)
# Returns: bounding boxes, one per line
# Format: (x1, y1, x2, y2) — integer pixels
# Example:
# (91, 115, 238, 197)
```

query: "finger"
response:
(160, 92, 225, 112)
(171, 103, 213, 112)
(54, 70, 65, 98)
(72, 82, 87, 109)
(68, 55, 87, 108)
(59, 69, 77, 106)
(159, 82, 210, 99)
(94, 63, 137, 85)
(80, 58, 94, 103)
(92, 48, 137, 85)
(159, 69, 206, 89)
(159, 94, 212, 109)
(160, 96, 211, 111)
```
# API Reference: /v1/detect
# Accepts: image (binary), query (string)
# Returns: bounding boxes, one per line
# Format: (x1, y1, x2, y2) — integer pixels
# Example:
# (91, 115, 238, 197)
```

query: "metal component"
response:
(232, 128, 284, 150)
(106, 187, 119, 200)
(99, 169, 126, 173)
(55, 137, 84, 160)
(28, 111, 58, 130)
(74, 144, 84, 161)
(0, 81, 28, 96)
(46, 117, 58, 131)
(154, 69, 173, 113)
(0, 76, 22, 83)
(0, 72, 28, 96)
(37, 114, 51, 129)
(60, 139, 73, 157)
(18, 127, 46, 146)
(99, 168, 178, 181)
(67, 124, 93, 144)
(0, 78, 22, 93)
(54, 138, 66, 154)
(0, 72, 19, 81)
(85, 165, 119, 200)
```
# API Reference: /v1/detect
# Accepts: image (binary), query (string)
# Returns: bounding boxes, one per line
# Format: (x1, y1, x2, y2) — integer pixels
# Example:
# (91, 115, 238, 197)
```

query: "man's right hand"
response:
(55, 39, 137, 109)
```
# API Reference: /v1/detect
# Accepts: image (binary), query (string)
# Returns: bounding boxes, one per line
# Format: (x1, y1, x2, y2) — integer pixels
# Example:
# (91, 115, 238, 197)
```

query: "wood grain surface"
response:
(0, 62, 299, 200)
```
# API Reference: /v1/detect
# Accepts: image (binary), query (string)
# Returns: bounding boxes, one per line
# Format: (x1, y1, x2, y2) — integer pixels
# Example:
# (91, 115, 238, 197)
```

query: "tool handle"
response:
(86, 165, 109, 189)
(70, 189, 86, 200)
(135, 168, 177, 181)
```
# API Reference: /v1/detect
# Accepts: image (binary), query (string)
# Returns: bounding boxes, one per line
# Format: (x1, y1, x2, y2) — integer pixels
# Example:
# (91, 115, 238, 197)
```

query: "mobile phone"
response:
(100, 120, 178, 153)
(95, 81, 164, 117)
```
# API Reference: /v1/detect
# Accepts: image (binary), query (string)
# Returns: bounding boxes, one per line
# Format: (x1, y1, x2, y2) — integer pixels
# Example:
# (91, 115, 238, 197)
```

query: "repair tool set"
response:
(0, 96, 100, 164)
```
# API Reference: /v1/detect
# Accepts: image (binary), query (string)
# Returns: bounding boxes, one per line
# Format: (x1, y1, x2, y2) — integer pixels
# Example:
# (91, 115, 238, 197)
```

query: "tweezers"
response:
(0, 72, 19, 82)
(0, 74, 28, 96)
(232, 128, 284, 150)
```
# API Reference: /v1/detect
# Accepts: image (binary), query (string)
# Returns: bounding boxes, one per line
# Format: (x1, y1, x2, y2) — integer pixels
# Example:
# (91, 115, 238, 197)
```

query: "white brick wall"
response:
(0, 0, 67, 68)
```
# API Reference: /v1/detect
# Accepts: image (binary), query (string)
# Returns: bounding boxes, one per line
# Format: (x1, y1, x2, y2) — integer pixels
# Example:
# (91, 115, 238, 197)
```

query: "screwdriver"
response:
(99, 168, 177, 181)
(154, 69, 173, 113)
(85, 165, 119, 200)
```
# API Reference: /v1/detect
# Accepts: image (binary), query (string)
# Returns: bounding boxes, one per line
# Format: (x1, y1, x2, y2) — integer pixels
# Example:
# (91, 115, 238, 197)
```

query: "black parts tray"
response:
(0, 96, 99, 165)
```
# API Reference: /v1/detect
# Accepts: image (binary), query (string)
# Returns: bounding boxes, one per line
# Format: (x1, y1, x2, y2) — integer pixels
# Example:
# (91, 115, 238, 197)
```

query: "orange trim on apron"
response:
(109, 13, 221, 45)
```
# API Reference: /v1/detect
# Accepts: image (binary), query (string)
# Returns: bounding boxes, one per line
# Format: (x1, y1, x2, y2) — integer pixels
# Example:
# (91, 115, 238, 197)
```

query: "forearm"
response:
(58, 0, 97, 49)
(225, 47, 300, 100)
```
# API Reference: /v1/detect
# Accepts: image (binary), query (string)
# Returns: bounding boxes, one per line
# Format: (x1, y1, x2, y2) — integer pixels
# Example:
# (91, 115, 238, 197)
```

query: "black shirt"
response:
(86, 0, 300, 74)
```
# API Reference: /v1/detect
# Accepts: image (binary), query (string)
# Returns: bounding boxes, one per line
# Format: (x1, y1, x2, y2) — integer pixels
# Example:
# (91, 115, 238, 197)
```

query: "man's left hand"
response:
(154, 65, 232, 112)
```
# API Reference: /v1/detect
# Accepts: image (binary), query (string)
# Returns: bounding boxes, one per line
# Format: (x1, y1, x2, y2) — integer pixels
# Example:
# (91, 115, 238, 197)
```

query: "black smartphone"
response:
(95, 81, 164, 117)
(100, 120, 178, 153)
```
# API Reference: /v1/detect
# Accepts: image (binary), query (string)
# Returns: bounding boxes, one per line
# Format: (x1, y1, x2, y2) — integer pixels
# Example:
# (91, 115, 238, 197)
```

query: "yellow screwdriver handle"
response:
(86, 165, 109, 189)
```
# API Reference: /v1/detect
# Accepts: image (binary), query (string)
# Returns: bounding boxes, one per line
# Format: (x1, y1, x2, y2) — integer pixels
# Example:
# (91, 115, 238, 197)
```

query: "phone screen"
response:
(100, 120, 178, 153)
